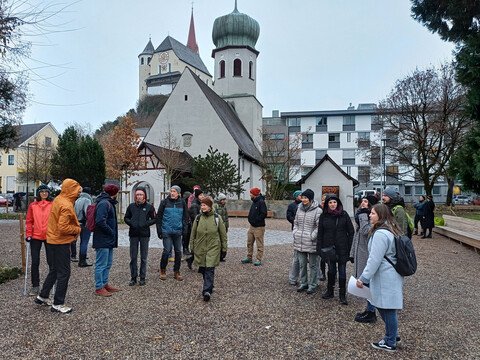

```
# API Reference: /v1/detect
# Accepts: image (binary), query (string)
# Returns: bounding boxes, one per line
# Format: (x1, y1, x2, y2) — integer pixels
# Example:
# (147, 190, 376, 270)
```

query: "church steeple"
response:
(187, 7, 199, 54)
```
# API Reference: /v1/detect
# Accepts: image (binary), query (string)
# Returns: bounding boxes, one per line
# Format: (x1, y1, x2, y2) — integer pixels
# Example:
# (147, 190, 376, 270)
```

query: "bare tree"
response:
(17, 135, 54, 185)
(362, 64, 472, 198)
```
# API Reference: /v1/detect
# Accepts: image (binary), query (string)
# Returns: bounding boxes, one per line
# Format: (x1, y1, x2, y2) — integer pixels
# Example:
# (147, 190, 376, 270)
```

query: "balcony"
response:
(328, 141, 340, 149)
(343, 124, 355, 131)
(316, 125, 327, 132)
(302, 142, 313, 149)
(288, 126, 300, 133)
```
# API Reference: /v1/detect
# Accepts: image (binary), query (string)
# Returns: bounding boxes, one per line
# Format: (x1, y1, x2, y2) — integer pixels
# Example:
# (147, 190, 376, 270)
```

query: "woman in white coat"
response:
(356, 203, 404, 353)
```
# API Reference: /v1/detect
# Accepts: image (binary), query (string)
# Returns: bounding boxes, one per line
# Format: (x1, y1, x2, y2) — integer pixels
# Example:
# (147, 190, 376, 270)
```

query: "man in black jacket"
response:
(124, 187, 156, 286)
(241, 187, 267, 266)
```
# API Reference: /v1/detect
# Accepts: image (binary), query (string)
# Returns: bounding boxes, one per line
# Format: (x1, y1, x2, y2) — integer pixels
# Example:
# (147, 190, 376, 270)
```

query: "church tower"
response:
(211, 0, 262, 147)
(138, 38, 154, 98)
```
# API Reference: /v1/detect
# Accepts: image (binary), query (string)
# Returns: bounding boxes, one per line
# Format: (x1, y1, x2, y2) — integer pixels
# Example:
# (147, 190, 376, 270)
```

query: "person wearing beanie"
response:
(92, 181, 121, 297)
(156, 185, 190, 281)
(351, 194, 378, 323)
(187, 185, 201, 209)
(34, 179, 82, 314)
(124, 187, 156, 286)
(74, 185, 95, 267)
(317, 194, 354, 305)
(293, 189, 322, 294)
(213, 193, 229, 236)
(382, 187, 410, 237)
(241, 187, 267, 266)
(25, 184, 53, 296)
(287, 190, 303, 286)
(189, 196, 228, 302)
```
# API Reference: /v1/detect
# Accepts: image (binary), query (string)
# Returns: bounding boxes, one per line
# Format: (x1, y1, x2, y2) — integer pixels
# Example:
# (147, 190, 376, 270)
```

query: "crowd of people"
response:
(26, 178, 429, 352)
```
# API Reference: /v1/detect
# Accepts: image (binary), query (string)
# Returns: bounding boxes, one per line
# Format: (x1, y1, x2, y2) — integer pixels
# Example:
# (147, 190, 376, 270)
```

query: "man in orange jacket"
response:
(34, 178, 82, 314)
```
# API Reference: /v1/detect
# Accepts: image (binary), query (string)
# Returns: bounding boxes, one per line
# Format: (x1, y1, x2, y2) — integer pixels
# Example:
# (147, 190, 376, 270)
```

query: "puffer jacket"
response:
(92, 192, 118, 249)
(46, 179, 82, 245)
(156, 196, 189, 236)
(292, 200, 322, 253)
(26, 200, 53, 240)
(190, 210, 228, 268)
(316, 195, 354, 263)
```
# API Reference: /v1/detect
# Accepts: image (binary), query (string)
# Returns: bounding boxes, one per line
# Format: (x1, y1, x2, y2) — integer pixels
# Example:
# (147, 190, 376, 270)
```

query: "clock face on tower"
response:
(159, 52, 169, 64)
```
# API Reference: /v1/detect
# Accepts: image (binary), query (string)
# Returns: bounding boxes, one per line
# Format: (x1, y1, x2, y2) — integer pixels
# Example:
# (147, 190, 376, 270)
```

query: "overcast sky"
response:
(22, 0, 455, 134)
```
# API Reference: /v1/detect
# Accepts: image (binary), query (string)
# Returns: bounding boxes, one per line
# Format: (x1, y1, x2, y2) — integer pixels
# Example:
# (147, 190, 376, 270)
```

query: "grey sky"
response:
(23, 0, 454, 133)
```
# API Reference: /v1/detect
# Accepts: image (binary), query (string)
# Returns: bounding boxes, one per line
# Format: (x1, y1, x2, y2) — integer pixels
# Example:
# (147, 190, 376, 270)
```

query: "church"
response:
(126, 2, 264, 206)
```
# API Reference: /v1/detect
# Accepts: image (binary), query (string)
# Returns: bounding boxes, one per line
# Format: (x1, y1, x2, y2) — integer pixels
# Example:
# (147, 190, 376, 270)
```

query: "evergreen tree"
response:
(192, 146, 249, 198)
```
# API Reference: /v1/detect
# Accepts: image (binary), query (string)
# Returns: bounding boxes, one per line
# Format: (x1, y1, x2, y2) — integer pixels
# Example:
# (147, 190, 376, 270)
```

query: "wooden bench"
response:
(228, 210, 275, 218)
(433, 215, 480, 252)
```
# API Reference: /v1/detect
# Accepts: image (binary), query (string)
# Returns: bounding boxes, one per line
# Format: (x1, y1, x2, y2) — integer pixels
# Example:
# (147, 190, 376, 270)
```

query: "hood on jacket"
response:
(60, 179, 82, 203)
(324, 194, 344, 214)
(79, 192, 93, 201)
(96, 191, 118, 205)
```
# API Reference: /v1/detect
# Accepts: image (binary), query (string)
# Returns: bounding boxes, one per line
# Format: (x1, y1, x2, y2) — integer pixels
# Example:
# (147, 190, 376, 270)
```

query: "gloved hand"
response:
(349, 257, 354, 263)
(26, 237, 32, 243)
(220, 251, 227, 262)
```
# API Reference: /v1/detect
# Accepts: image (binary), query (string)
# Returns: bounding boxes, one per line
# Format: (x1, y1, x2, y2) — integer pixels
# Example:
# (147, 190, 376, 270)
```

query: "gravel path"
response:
(1, 219, 480, 359)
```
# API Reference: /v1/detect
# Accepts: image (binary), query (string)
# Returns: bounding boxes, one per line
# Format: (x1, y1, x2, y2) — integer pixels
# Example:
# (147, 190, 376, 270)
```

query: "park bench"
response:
(433, 215, 480, 253)
(228, 210, 275, 218)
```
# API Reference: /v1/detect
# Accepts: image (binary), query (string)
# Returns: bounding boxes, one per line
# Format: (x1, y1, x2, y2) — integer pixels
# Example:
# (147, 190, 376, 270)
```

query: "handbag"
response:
(320, 245, 336, 262)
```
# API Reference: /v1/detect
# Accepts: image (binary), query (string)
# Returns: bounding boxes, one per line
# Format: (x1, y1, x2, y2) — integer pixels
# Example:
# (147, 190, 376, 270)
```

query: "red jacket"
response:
(26, 200, 53, 240)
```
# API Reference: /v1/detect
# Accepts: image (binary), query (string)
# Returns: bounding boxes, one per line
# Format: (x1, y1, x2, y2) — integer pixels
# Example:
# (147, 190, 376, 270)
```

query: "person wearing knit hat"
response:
(382, 187, 398, 202)
(287, 189, 303, 285)
(190, 196, 228, 302)
(301, 189, 315, 202)
(214, 193, 229, 236)
(25, 184, 53, 296)
(124, 187, 156, 286)
(241, 187, 267, 266)
(156, 183, 190, 281)
(188, 185, 202, 209)
(92, 180, 122, 297)
(74, 185, 95, 267)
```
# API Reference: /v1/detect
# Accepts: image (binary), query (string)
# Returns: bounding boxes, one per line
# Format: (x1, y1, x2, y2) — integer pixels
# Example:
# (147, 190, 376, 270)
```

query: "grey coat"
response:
(350, 212, 371, 277)
(293, 200, 322, 253)
(359, 229, 404, 309)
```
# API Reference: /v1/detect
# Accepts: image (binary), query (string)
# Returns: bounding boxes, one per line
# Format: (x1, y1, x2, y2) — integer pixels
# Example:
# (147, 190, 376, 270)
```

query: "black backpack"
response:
(384, 234, 417, 276)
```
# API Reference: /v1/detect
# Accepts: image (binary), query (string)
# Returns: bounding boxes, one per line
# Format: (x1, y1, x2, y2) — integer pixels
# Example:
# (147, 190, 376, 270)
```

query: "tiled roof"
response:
(141, 142, 193, 172)
(139, 39, 154, 56)
(155, 36, 211, 76)
(13, 123, 50, 147)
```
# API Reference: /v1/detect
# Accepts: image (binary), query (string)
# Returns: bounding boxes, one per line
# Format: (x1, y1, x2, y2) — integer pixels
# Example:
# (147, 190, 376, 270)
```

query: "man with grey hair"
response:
(156, 185, 189, 281)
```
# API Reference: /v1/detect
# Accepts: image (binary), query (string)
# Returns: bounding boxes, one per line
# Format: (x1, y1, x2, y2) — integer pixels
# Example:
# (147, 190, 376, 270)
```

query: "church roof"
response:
(155, 36, 211, 76)
(139, 39, 154, 56)
(187, 10, 199, 53)
(187, 68, 262, 164)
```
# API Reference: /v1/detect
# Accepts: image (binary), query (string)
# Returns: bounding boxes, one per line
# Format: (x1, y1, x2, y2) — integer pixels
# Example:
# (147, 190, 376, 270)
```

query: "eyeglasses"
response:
(39, 190, 49, 193)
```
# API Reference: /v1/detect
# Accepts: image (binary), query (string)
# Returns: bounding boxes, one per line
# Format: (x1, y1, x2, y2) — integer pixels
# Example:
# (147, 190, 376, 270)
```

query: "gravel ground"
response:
(1, 218, 480, 359)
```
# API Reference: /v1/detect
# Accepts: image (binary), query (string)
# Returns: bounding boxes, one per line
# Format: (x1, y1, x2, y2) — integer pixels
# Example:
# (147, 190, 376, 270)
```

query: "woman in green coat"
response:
(190, 196, 228, 301)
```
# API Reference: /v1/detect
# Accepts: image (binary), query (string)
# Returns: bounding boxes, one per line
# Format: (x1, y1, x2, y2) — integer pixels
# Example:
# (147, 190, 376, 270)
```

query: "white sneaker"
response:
(34, 295, 52, 306)
(51, 304, 72, 314)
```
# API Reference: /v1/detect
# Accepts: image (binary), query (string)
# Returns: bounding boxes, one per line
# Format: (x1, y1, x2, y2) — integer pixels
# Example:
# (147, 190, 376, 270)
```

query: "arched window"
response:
(249, 61, 253, 79)
(234, 58, 242, 77)
(219, 60, 225, 78)
(140, 57, 144, 65)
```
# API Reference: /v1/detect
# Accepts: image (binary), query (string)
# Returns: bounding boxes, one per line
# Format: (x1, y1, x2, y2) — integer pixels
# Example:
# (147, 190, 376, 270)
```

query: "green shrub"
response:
(0, 266, 22, 284)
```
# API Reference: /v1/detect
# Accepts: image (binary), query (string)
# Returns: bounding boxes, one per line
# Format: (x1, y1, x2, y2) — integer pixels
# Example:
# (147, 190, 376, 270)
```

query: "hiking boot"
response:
(371, 339, 396, 352)
(339, 281, 348, 305)
(322, 287, 334, 299)
(104, 284, 121, 293)
(297, 284, 308, 292)
(253, 260, 262, 266)
(78, 255, 93, 267)
(174, 272, 184, 281)
(160, 269, 167, 280)
(34, 295, 52, 306)
(241, 257, 252, 264)
(203, 292, 211, 302)
(95, 288, 112, 297)
(129, 279, 137, 286)
(356, 311, 377, 323)
(51, 304, 73, 314)
(139, 279, 146, 286)
(29, 286, 40, 296)
(354, 310, 368, 321)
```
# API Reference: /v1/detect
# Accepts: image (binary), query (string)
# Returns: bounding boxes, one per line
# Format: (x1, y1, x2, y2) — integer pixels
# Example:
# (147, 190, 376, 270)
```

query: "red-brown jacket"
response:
(26, 200, 53, 240)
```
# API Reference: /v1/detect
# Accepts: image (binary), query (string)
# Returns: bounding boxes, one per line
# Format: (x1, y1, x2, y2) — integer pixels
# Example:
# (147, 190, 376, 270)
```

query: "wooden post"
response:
(19, 213, 26, 273)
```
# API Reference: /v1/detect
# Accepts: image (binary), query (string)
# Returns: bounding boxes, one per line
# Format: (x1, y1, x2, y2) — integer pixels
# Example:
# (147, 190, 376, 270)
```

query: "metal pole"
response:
(26, 145, 29, 209)
(23, 242, 30, 296)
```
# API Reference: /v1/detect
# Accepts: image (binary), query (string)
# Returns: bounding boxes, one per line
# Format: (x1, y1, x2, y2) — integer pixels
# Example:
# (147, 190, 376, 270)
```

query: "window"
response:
(405, 186, 412, 195)
(288, 117, 301, 127)
(358, 166, 370, 184)
(45, 137, 52, 147)
(140, 57, 144, 65)
(147, 57, 151, 65)
(346, 166, 351, 176)
(0, 155, 2, 165)
(357, 131, 370, 148)
(263, 133, 285, 140)
(184, 95, 188, 101)
(8, 155, 14, 165)
(302, 134, 313, 149)
(316, 116, 327, 132)
(386, 165, 399, 177)
(249, 61, 253, 79)
(347, 133, 351, 142)
(219, 60, 225, 78)
(414, 186, 424, 195)
(343, 150, 355, 165)
(233, 58, 242, 76)
(432, 186, 441, 195)
(343, 115, 355, 131)
(316, 150, 327, 160)
(182, 133, 192, 147)
(358, 132, 370, 140)
(328, 133, 340, 148)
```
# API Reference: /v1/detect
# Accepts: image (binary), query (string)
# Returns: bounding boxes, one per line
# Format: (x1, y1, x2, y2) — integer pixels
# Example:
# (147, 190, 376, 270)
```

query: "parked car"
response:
(0, 195, 8, 207)
(471, 196, 480, 205)
(453, 195, 472, 205)
(2, 193, 13, 206)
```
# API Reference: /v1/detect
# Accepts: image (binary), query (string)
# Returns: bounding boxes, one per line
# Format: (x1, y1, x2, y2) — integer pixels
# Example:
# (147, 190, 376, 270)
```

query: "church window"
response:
(219, 60, 225, 78)
(168, 63, 171, 72)
(140, 57, 144, 65)
(184, 95, 188, 101)
(234, 59, 242, 77)
(249, 61, 253, 79)
(147, 57, 151, 65)
(182, 133, 193, 147)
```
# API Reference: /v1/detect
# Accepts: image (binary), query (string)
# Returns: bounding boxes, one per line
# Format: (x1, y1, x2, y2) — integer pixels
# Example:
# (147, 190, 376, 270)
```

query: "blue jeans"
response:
(95, 248, 113, 290)
(377, 308, 398, 347)
(327, 260, 347, 280)
(160, 233, 182, 272)
(79, 225, 91, 257)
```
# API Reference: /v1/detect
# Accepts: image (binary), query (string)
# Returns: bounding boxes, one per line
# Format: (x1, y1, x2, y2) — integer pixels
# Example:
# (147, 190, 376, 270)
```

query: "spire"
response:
(187, 6, 199, 54)
(234, 0, 238, 12)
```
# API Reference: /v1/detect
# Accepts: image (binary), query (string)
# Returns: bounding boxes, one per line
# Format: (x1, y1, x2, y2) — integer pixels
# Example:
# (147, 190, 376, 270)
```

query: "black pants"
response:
(40, 243, 71, 305)
(199, 267, 215, 294)
(30, 239, 50, 287)
(70, 240, 77, 258)
(414, 215, 424, 232)
(129, 237, 149, 280)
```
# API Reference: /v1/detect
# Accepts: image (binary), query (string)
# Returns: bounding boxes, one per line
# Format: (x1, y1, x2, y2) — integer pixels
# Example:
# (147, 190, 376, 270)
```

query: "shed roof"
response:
(297, 154, 359, 186)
